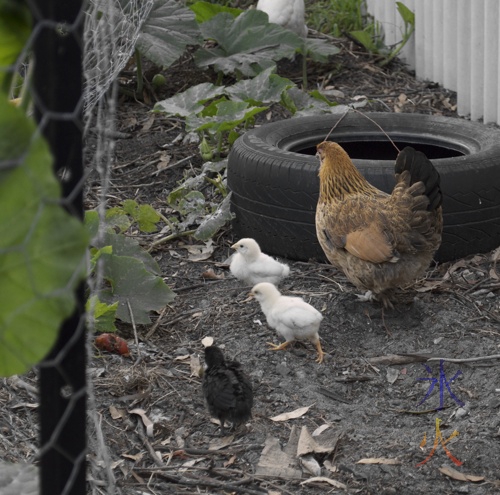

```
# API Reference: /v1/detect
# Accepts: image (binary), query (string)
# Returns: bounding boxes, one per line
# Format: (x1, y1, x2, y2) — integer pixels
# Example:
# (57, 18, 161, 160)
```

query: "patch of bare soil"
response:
(2, 40, 500, 494)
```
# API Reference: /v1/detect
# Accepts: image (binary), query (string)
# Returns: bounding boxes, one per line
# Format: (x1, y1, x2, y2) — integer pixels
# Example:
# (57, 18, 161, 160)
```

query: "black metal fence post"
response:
(32, 0, 87, 494)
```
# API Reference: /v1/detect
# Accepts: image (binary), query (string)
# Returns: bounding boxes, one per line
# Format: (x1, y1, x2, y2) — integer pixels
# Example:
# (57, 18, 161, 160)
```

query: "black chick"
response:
(202, 346, 253, 436)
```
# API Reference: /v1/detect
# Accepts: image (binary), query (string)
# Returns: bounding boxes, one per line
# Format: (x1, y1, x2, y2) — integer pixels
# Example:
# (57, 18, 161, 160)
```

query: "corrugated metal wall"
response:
(365, 0, 500, 124)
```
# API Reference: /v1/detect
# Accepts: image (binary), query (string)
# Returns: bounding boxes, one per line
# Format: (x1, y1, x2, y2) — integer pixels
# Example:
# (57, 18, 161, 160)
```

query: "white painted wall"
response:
(365, 0, 500, 124)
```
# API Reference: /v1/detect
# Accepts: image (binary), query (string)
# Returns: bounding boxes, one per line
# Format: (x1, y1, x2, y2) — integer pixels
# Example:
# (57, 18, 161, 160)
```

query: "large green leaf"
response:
(0, 99, 88, 376)
(194, 193, 234, 241)
(225, 67, 295, 105)
(99, 254, 175, 324)
(154, 82, 225, 116)
(194, 10, 302, 77)
(304, 38, 340, 63)
(0, 0, 31, 92)
(186, 99, 267, 133)
(189, 1, 242, 23)
(136, 0, 202, 68)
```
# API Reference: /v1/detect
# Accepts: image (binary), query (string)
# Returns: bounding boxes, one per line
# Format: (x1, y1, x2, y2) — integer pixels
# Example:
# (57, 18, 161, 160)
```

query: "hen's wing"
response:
(318, 149, 441, 264)
(318, 193, 399, 264)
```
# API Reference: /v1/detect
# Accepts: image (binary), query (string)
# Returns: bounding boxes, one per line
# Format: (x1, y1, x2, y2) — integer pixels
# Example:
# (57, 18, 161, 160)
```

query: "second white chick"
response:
(256, 0, 307, 38)
(251, 282, 325, 363)
(230, 238, 290, 286)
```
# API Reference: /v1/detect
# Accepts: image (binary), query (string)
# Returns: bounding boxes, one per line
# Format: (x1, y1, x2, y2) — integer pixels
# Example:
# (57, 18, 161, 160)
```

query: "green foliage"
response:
(194, 10, 302, 78)
(225, 67, 295, 105)
(155, 68, 296, 154)
(154, 82, 226, 117)
(135, 0, 202, 68)
(86, 295, 118, 334)
(0, 98, 89, 376)
(98, 253, 174, 325)
(164, 159, 234, 241)
(188, 1, 242, 23)
(85, 209, 175, 326)
(0, 0, 31, 94)
(349, 1, 415, 66)
(307, 0, 365, 37)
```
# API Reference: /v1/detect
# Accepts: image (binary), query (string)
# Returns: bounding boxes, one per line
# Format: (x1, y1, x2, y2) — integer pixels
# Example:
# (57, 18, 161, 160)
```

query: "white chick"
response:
(256, 0, 308, 38)
(230, 238, 290, 286)
(250, 282, 325, 363)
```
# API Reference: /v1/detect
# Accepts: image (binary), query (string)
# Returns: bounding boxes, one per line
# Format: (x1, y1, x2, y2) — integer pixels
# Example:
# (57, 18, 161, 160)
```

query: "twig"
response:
(155, 472, 267, 495)
(145, 305, 169, 339)
(126, 299, 141, 363)
(148, 229, 197, 251)
(152, 154, 196, 176)
(427, 354, 500, 364)
(367, 353, 432, 366)
(316, 386, 351, 403)
(136, 419, 164, 467)
(388, 405, 451, 415)
(158, 308, 203, 330)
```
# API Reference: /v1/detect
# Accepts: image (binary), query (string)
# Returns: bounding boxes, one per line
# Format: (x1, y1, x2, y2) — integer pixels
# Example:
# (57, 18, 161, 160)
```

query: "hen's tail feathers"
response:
(395, 147, 443, 211)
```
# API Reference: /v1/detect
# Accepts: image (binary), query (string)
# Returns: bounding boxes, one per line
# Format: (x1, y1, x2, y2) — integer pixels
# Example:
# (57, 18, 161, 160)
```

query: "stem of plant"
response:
(301, 40, 308, 90)
(148, 229, 197, 251)
(135, 48, 144, 97)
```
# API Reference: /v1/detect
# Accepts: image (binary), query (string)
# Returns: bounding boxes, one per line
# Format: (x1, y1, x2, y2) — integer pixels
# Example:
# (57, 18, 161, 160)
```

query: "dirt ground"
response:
(2, 38, 500, 494)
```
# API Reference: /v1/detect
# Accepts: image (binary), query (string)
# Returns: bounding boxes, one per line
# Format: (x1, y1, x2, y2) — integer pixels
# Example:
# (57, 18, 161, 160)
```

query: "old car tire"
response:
(227, 112, 500, 262)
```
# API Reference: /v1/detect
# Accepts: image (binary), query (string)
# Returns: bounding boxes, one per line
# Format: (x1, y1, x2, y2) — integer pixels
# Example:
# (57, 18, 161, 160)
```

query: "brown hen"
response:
(315, 141, 443, 308)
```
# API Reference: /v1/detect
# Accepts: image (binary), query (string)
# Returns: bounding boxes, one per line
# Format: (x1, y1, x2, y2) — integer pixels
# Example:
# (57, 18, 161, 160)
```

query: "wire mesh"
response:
(0, 0, 149, 493)
(83, 0, 154, 114)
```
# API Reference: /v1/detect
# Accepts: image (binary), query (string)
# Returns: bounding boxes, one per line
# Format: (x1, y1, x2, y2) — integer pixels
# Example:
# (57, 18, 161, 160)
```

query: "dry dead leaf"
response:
(186, 240, 215, 261)
(122, 453, 142, 463)
(156, 152, 171, 172)
(201, 268, 225, 280)
(300, 455, 321, 476)
(357, 457, 401, 465)
(256, 436, 302, 479)
(270, 405, 311, 422)
(140, 114, 155, 133)
(386, 368, 399, 384)
(109, 405, 127, 420)
(174, 354, 190, 361)
(439, 465, 485, 482)
(190, 354, 203, 377)
(312, 424, 330, 437)
(323, 459, 338, 473)
(297, 426, 335, 456)
(129, 408, 154, 437)
(209, 435, 234, 450)
(301, 477, 347, 489)
(201, 336, 214, 347)
(224, 455, 237, 467)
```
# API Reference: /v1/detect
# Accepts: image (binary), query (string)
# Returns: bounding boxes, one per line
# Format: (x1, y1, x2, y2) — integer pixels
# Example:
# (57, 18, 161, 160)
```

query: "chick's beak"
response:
(242, 292, 254, 303)
(230, 243, 237, 250)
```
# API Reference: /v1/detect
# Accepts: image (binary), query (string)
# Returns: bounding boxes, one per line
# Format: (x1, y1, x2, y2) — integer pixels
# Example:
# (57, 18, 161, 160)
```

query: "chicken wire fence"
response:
(0, 0, 149, 493)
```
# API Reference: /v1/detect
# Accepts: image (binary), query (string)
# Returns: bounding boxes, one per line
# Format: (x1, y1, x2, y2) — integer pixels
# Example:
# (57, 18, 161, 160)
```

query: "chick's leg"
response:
(267, 341, 292, 352)
(314, 340, 325, 364)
